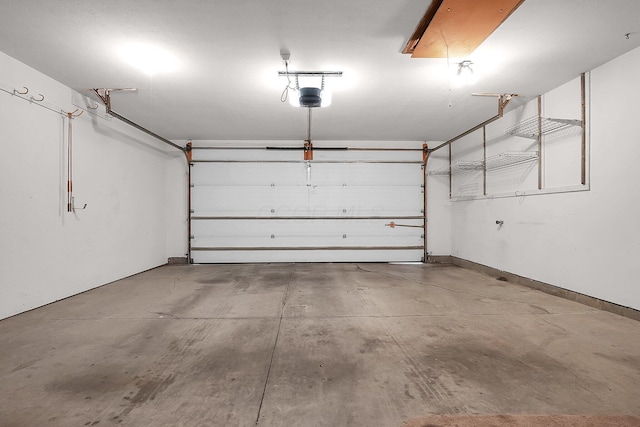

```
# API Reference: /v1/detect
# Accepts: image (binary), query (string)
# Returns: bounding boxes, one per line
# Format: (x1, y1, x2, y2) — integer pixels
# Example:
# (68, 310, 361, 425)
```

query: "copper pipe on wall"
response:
(65, 109, 85, 212)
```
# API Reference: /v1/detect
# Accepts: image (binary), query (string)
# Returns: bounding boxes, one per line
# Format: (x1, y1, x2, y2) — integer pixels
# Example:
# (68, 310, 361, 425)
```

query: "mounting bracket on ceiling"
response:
(472, 92, 521, 116)
(88, 87, 187, 156)
(90, 88, 138, 112)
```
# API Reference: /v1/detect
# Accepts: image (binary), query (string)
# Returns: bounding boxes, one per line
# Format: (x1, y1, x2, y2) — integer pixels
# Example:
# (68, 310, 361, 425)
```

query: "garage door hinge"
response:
(421, 209, 425, 214)
(421, 234, 425, 239)
(190, 235, 194, 239)
(190, 183, 195, 187)
(190, 209, 194, 213)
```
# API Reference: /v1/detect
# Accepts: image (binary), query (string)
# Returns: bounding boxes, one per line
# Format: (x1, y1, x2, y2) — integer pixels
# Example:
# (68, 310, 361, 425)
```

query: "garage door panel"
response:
(307, 163, 423, 186)
(190, 147, 425, 263)
(191, 219, 423, 248)
(192, 162, 423, 187)
(192, 162, 308, 186)
(191, 186, 310, 216)
(312, 150, 420, 162)
(315, 187, 423, 215)
(192, 186, 422, 217)
(194, 149, 300, 162)
(191, 249, 425, 264)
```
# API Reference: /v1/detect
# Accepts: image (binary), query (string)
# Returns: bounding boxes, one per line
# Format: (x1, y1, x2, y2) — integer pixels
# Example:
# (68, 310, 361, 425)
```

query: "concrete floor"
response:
(1, 263, 639, 426)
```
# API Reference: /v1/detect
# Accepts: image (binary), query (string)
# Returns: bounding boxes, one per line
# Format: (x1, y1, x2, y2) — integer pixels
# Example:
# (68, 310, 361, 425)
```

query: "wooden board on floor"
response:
(402, 414, 640, 427)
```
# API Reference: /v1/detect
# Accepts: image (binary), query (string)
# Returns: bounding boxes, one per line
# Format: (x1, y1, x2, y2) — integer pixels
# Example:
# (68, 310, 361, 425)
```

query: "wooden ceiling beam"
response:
(404, 0, 525, 58)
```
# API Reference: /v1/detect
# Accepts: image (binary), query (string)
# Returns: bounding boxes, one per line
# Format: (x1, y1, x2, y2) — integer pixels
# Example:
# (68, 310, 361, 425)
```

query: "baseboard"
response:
(449, 257, 640, 322)
(167, 257, 189, 265)
(426, 255, 453, 264)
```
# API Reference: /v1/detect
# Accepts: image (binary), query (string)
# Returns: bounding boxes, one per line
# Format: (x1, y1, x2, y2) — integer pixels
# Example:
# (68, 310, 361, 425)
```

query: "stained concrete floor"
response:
(0, 263, 639, 426)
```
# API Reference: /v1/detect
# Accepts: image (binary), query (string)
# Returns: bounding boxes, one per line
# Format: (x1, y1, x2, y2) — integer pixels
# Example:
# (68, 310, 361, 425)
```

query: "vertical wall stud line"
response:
(187, 141, 193, 263)
(537, 95, 543, 190)
(448, 144, 452, 199)
(482, 126, 487, 196)
(67, 112, 73, 212)
(423, 144, 429, 262)
(580, 72, 586, 185)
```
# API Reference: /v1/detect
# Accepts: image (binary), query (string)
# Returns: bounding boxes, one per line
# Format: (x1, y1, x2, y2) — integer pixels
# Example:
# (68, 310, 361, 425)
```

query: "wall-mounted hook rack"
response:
(64, 108, 83, 119)
(71, 92, 110, 120)
(70, 196, 87, 212)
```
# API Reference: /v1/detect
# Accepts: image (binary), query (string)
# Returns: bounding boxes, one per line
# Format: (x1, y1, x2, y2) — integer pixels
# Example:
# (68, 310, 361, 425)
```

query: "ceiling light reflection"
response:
(119, 43, 180, 76)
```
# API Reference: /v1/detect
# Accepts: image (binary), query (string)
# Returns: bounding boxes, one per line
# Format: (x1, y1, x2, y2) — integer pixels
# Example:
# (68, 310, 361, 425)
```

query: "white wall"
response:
(0, 52, 188, 320)
(447, 46, 640, 310)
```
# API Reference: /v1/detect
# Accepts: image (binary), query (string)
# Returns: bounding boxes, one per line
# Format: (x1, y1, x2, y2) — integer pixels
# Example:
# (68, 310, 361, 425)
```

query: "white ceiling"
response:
(1, 0, 639, 143)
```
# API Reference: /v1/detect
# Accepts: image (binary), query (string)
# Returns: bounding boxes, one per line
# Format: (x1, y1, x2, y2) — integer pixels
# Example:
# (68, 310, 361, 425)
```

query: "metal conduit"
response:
(193, 147, 423, 151)
(90, 89, 189, 160)
(428, 94, 516, 153)
(307, 107, 312, 142)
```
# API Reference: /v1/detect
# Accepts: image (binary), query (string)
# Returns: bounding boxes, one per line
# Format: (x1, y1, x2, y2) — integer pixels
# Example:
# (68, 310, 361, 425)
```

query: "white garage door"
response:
(190, 145, 425, 263)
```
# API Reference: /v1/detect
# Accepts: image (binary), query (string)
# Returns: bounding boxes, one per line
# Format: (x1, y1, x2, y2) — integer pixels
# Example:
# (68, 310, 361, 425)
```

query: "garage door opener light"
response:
(279, 58, 342, 108)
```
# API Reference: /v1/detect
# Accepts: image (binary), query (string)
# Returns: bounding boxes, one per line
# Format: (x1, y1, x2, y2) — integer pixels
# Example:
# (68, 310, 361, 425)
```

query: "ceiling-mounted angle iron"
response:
(89, 88, 187, 157)
(429, 93, 520, 153)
